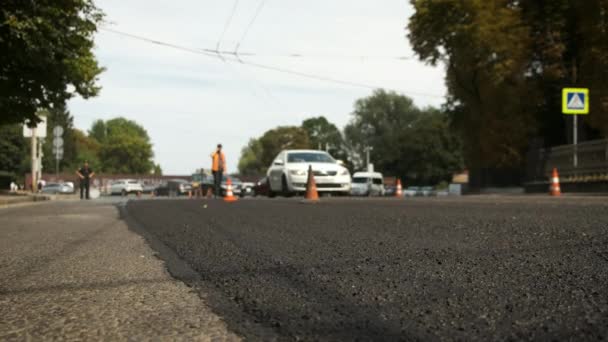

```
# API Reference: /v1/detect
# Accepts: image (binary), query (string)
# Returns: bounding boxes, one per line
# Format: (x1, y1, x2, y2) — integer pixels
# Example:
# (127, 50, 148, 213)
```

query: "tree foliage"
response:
(91, 118, 155, 174)
(0, 1, 105, 125)
(238, 126, 310, 175)
(71, 128, 101, 170)
(0, 124, 27, 174)
(344, 90, 463, 185)
(408, 0, 608, 172)
(238, 138, 265, 176)
(302, 117, 347, 162)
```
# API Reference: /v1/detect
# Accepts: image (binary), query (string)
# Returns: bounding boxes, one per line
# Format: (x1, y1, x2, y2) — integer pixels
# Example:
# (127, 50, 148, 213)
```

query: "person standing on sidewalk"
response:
(210, 144, 226, 198)
(76, 161, 95, 200)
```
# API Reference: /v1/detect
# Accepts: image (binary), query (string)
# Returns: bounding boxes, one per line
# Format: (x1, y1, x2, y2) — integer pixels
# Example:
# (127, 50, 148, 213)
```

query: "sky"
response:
(68, 0, 447, 175)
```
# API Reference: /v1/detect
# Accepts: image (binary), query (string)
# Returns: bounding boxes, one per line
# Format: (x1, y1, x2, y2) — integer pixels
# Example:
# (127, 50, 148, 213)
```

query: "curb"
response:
(0, 195, 52, 207)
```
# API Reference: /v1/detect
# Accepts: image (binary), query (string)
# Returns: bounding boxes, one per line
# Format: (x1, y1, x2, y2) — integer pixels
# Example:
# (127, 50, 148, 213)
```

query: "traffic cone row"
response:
(550, 168, 561, 197)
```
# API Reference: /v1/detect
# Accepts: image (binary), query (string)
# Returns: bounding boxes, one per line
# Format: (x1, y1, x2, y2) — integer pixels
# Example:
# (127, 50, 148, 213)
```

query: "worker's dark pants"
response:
(80, 180, 90, 200)
(213, 170, 223, 197)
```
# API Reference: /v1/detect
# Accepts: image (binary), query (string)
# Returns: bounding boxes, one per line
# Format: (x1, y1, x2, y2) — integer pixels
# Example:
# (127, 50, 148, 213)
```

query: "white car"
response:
(267, 150, 351, 196)
(110, 179, 144, 196)
(350, 172, 385, 197)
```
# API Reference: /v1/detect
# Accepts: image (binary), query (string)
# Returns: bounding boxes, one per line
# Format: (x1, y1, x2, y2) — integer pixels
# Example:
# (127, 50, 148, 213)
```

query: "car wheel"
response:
(281, 175, 292, 197)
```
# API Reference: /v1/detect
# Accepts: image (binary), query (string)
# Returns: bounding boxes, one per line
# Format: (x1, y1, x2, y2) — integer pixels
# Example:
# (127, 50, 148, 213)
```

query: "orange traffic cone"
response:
(224, 178, 238, 203)
(303, 165, 319, 203)
(550, 168, 562, 196)
(395, 179, 403, 197)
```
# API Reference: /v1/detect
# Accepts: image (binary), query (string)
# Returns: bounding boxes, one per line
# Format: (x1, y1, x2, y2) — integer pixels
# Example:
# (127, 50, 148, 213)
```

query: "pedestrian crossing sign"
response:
(562, 88, 589, 115)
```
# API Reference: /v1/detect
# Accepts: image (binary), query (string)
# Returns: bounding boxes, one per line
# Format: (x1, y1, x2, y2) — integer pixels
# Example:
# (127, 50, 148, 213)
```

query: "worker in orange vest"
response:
(211, 144, 226, 198)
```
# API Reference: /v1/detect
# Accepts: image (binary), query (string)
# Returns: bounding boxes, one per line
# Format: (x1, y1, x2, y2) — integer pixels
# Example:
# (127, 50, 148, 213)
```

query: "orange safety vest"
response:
(211, 151, 226, 172)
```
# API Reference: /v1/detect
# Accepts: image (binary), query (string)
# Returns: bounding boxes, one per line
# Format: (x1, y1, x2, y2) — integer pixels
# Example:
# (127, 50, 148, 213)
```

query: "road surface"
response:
(0, 200, 239, 341)
(126, 197, 608, 341)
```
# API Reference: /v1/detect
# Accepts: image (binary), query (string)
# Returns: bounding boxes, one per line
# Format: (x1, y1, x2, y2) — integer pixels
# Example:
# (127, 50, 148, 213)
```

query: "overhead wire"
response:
(234, 0, 267, 61)
(99, 27, 444, 99)
(213, 0, 287, 111)
(216, 0, 240, 59)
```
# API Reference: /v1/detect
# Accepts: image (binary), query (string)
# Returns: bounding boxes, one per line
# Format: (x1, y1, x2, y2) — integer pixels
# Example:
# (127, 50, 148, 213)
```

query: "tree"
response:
(92, 118, 155, 174)
(153, 164, 163, 176)
(408, 0, 608, 185)
(238, 138, 265, 176)
(71, 129, 101, 171)
(0, 124, 27, 175)
(0, 1, 105, 125)
(238, 127, 310, 176)
(89, 118, 155, 174)
(408, 0, 536, 172)
(302, 117, 348, 162)
(99, 134, 154, 174)
(89, 119, 108, 144)
(259, 126, 310, 170)
(344, 90, 463, 185)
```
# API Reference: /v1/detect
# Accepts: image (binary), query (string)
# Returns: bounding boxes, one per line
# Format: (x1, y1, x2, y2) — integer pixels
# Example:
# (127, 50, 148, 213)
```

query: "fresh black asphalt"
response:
(125, 197, 608, 341)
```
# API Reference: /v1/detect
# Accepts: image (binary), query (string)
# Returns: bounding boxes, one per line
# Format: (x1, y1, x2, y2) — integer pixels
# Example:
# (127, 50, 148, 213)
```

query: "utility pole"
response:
(37, 137, 43, 182)
(364, 146, 373, 172)
(30, 126, 37, 192)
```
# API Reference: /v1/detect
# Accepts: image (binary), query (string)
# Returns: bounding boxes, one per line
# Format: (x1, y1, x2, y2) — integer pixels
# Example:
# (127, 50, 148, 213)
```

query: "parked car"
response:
(191, 173, 215, 195)
(241, 182, 255, 197)
(41, 182, 74, 194)
(420, 186, 436, 197)
(154, 179, 192, 197)
(404, 186, 420, 197)
(110, 179, 144, 196)
(384, 185, 397, 197)
(253, 177, 271, 197)
(350, 172, 385, 196)
(267, 150, 351, 196)
(141, 182, 157, 194)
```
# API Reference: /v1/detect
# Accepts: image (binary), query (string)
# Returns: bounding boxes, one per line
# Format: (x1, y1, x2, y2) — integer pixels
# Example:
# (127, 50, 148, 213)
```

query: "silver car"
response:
(41, 182, 74, 194)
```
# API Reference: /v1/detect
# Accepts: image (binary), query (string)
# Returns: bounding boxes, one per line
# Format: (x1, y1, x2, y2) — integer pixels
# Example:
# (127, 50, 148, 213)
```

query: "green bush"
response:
(0, 171, 16, 190)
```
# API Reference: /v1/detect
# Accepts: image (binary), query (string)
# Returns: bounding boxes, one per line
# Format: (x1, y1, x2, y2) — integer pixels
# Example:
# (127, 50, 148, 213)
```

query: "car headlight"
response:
(339, 168, 350, 176)
(289, 169, 307, 176)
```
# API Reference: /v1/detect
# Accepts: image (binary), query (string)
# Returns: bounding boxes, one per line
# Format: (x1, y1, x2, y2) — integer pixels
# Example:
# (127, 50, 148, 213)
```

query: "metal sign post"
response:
(562, 88, 589, 168)
(53, 126, 64, 178)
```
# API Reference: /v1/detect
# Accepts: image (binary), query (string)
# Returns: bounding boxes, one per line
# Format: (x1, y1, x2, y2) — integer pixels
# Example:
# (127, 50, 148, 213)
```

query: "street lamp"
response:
(364, 146, 374, 172)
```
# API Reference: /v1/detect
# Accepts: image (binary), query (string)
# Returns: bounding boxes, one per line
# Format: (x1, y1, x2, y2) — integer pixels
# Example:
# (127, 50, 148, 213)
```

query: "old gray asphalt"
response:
(0, 200, 240, 341)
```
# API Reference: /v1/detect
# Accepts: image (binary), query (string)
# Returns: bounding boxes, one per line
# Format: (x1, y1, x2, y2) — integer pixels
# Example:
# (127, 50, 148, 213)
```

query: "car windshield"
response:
(352, 177, 368, 184)
(45, 183, 60, 187)
(128, 180, 139, 184)
(287, 152, 335, 163)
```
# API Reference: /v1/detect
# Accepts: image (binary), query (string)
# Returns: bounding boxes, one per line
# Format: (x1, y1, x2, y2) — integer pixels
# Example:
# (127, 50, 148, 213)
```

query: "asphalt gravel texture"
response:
(126, 197, 608, 341)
